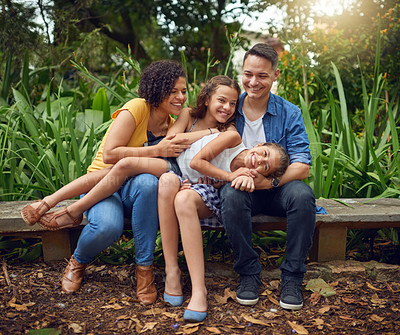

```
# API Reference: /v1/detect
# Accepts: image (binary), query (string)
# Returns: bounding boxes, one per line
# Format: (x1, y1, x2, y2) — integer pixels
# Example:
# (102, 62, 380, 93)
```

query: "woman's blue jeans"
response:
(219, 180, 316, 280)
(73, 173, 159, 266)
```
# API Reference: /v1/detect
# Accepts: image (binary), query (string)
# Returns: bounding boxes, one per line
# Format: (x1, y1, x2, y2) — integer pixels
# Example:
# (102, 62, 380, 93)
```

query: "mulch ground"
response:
(1, 256, 400, 335)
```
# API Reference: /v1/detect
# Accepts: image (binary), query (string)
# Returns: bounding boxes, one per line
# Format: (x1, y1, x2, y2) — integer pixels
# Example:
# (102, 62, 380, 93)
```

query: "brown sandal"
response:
(39, 207, 83, 231)
(21, 200, 51, 226)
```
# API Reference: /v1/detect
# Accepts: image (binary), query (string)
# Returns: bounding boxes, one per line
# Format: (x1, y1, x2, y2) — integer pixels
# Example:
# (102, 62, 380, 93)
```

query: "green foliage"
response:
(0, 47, 144, 201)
(303, 36, 399, 200)
(272, 2, 400, 135)
(0, 1, 43, 56)
(0, 236, 42, 262)
(98, 233, 136, 265)
(1, 0, 252, 91)
(370, 4, 400, 98)
(298, 33, 400, 256)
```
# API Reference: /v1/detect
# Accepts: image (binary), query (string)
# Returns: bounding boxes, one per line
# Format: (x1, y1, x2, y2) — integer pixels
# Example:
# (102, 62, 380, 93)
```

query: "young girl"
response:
(21, 75, 240, 231)
(158, 128, 289, 321)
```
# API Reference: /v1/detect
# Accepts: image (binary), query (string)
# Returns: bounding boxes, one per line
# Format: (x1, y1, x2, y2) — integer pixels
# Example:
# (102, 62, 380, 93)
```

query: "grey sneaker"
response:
(236, 274, 261, 305)
(279, 278, 303, 310)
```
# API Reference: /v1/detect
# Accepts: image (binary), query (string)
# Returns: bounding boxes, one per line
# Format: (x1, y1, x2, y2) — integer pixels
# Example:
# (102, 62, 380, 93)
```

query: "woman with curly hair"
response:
(20, 60, 197, 304)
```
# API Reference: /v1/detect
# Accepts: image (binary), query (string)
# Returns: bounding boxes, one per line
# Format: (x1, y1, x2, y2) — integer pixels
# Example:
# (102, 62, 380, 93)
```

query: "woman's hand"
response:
(231, 175, 255, 192)
(157, 134, 191, 157)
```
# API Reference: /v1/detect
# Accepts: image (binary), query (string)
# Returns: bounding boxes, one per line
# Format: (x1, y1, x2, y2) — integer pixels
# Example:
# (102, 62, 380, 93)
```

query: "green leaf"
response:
(305, 278, 336, 297)
(21, 50, 30, 102)
(1, 54, 12, 100)
(92, 88, 111, 123)
(19, 243, 42, 261)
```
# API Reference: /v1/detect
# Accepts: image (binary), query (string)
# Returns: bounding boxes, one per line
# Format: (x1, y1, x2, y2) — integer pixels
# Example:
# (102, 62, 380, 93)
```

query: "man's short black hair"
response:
(243, 43, 279, 70)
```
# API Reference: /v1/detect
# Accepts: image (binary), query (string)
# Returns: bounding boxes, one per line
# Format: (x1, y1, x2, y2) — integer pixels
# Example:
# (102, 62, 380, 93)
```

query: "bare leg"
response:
(175, 189, 212, 312)
(41, 157, 168, 227)
(21, 168, 111, 225)
(158, 173, 182, 296)
(43, 168, 111, 209)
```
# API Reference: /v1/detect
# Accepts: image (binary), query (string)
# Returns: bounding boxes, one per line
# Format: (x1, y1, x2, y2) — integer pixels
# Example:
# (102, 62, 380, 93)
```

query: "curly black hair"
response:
(190, 75, 241, 131)
(138, 60, 186, 108)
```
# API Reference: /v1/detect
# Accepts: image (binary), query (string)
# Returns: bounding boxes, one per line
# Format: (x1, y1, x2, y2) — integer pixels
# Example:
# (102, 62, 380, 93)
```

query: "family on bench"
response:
(20, 44, 318, 323)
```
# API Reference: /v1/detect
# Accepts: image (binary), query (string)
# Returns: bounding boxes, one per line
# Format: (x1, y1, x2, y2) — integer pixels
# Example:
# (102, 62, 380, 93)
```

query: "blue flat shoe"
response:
(163, 292, 184, 307)
(183, 309, 207, 322)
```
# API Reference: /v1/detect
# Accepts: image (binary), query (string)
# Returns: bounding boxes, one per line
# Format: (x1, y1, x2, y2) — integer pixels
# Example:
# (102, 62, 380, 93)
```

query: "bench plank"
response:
(1, 198, 400, 262)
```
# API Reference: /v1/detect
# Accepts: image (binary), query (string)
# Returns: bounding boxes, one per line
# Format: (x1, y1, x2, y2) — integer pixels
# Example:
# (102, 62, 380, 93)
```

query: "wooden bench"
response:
(1, 198, 400, 262)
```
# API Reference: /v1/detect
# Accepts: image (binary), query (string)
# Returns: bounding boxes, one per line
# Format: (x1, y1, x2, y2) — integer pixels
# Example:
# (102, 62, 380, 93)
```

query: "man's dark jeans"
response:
(219, 180, 316, 280)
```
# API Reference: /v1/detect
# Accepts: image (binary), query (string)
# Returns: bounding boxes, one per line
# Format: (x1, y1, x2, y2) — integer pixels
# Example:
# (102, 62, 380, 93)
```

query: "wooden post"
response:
(41, 230, 72, 262)
(309, 224, 347, 262)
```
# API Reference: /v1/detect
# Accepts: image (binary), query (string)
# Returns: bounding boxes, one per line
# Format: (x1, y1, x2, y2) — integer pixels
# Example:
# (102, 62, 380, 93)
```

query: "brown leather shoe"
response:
(21, 200, 51, 226)
(39, 207, 83, 231)
(62, 255, 87, 293)
(136, 265, 157, 305)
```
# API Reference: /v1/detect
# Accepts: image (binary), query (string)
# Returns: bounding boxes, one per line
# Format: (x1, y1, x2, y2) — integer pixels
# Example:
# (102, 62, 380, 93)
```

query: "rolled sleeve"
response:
(285, 106, 312, 165)
(289, 152, 311, 165)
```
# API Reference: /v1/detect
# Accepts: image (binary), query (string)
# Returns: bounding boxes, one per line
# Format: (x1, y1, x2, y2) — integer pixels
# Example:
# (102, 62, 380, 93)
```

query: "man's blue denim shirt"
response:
(236, 92, 312, 165)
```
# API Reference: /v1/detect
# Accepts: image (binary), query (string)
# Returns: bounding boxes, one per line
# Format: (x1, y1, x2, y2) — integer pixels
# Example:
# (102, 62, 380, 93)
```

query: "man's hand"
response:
(250, 170, 273, 190)
(157, 134, 190, 157)
(231, 175, 255, 192)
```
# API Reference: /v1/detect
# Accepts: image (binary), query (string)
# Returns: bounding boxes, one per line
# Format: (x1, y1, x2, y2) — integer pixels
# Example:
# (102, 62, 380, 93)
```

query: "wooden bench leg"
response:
(309, 224, 347, 262)
(41, 230, 73, 262)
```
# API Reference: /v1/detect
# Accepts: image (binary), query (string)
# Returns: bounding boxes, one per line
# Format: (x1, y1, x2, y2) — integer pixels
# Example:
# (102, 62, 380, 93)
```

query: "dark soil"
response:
(1, 256, 400, 335)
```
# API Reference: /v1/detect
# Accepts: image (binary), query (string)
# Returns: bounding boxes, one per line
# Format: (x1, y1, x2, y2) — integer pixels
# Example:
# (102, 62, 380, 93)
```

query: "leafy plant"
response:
(301, 24, 399, 199)
(300, 31, 399, 258)
(0, 236, 42, 261)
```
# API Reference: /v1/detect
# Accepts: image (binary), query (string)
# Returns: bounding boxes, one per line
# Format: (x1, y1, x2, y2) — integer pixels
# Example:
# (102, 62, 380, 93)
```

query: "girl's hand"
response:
(231, 175, 255, 192)
(157, 134, 190, 157)
(228, 167, 253, 182)
(180, 179, 192, 191)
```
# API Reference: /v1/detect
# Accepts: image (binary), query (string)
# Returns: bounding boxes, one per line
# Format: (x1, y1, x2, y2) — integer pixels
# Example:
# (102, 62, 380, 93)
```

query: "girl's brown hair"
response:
(261, 142, 289, 178)
(190, 75, 241, 131)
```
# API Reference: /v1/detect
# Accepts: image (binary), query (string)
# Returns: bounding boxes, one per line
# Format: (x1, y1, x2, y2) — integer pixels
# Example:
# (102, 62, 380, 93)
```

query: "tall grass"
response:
(303, 59, 399, 200)
(299, 36, 400, 257)
(0, 48, 142, 201)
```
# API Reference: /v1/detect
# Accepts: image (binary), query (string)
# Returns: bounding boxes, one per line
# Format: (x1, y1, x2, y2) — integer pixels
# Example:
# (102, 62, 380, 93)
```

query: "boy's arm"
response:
(190, 131, 246, 182)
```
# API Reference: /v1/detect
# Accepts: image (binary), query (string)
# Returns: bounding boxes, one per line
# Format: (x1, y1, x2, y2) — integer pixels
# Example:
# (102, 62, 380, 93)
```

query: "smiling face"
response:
(244, 143, 282, 177)
(157, 76, 187, 116)
(206, 85, 238, 124)
(242, 55, 279, 101)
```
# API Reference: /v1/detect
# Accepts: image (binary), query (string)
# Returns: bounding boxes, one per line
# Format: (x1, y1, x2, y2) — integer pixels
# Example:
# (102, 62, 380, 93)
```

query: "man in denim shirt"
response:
(219, 43, 316, 310)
